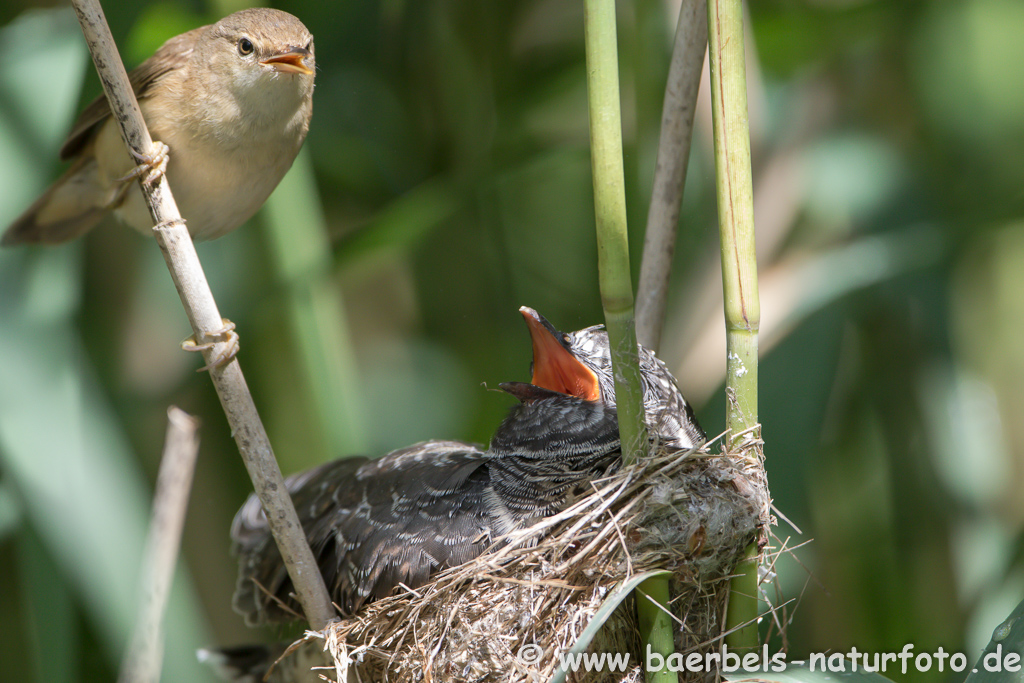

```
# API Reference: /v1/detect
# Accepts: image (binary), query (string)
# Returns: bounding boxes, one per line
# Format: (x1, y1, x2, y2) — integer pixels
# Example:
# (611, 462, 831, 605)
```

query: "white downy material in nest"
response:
(276, 432, 771, 683)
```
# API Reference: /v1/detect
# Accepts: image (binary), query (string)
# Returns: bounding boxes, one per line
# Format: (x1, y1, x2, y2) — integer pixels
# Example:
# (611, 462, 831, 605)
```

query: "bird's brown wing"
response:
(231, 441, 495, 625)
(59, 26, 206, 160)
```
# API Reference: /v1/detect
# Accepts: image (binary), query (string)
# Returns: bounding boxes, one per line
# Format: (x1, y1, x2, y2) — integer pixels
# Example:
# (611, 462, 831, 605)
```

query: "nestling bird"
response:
(227, 308, 704, 627)
(2, 8, 314, 245)
(230, 383, 621, 625)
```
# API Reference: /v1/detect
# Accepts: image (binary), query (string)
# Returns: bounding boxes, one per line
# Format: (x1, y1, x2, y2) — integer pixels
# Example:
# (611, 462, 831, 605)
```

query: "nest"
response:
(279, 431, 771, 683)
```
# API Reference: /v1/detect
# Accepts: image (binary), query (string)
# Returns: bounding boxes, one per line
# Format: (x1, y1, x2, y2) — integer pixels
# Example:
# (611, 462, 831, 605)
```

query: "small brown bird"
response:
(2, 8, 314, 246)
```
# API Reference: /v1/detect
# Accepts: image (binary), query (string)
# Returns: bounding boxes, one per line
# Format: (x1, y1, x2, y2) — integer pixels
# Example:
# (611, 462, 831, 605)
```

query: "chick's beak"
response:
(261, 46, 313, 75)
(519, 306, 601, 401)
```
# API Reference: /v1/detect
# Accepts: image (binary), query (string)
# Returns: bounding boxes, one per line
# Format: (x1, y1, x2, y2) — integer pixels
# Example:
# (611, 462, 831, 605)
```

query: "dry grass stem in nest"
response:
(278, 433, 772, 683)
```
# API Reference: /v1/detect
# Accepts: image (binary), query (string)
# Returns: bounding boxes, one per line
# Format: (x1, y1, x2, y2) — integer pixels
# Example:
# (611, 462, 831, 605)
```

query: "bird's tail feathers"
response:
(2, 157, 109, 246)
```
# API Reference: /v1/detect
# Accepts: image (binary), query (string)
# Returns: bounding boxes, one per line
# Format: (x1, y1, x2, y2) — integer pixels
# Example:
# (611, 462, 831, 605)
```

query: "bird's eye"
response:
(237, 37, 254, 55)
(304, 39, 313, 52)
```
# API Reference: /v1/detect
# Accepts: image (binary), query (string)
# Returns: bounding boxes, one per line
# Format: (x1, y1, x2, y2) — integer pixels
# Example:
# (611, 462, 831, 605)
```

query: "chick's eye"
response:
(237, 37, 254, 55)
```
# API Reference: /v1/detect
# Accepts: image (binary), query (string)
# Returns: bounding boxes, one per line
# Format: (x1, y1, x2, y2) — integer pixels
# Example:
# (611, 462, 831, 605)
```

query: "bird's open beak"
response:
(261, 47, 313, 75)
(520, 306, 601, 401)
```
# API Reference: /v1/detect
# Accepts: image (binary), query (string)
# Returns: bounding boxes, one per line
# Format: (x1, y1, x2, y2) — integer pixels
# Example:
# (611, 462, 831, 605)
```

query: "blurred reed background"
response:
(0, 0, 1022, 680)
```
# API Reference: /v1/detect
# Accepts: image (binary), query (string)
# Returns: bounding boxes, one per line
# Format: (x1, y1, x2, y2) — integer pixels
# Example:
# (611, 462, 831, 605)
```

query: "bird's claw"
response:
(118, 141, 170, 188)
(181, 319, 240, 372)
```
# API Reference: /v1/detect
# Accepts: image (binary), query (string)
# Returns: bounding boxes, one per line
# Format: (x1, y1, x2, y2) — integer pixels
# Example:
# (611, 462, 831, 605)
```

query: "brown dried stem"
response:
(69, 0, 336, 630)
(118, 407, 200, 683)
(636, 0, 708, 353)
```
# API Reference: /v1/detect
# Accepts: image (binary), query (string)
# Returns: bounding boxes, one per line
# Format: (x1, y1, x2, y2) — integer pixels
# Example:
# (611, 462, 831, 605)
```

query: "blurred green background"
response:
(1, 0, 1022, 680)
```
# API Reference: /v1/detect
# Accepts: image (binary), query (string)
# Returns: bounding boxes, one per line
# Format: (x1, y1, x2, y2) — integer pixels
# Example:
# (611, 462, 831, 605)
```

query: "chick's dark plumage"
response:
(231, 441, 489, 623)
(231, 387, 620, 625)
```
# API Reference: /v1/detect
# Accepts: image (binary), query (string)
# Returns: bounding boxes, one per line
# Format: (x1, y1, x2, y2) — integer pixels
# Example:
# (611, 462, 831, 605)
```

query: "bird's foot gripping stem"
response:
(182, 319, 240, 372)
(118, 141, 170, 188)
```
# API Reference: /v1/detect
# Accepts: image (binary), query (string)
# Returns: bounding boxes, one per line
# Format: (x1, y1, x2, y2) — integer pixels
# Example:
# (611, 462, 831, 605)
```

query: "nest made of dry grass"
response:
(284, 431, 771, 683)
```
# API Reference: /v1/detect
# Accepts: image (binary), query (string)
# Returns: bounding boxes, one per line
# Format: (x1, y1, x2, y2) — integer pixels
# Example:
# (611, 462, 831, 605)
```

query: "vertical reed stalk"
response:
(583, 0, 649, 467)
(583, 2, 674, 681)
(707, 0, 761, 654)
